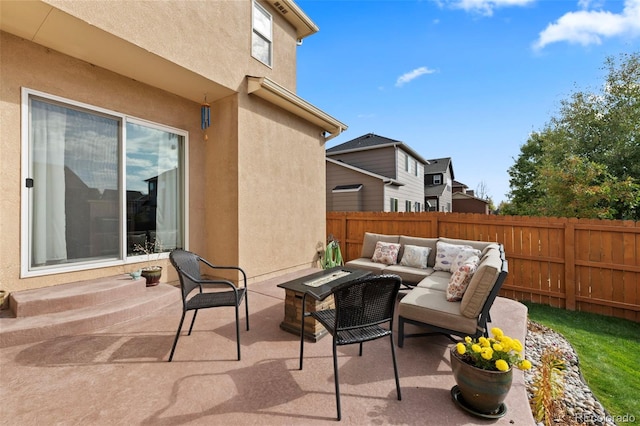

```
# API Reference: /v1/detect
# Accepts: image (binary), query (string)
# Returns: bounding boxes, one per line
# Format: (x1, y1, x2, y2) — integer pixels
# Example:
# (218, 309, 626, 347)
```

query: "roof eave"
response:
(248, 76, 347, 139)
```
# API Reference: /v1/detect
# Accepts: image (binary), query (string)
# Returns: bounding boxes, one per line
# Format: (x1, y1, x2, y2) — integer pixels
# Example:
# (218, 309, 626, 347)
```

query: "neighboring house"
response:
(0, 1, 346, 295)
(424, 157, 454, 212)
(326, 134, 428, 212)
(452, 180, 490, 214)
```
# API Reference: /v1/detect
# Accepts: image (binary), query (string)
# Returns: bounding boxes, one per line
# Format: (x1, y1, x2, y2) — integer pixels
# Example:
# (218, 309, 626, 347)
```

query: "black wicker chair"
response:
(299, 274, 402, 420)
(168, 250, 249, 362)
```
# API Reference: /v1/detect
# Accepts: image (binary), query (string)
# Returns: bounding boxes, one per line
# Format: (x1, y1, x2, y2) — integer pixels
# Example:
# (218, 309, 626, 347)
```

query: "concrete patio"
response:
(0, 269, 534, 425)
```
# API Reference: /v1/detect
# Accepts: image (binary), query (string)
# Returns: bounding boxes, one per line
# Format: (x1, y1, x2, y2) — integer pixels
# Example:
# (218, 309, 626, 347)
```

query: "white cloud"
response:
(533, 0, 640, 50)
(447, 0, 535, 16)
(395, 67, 436, 87)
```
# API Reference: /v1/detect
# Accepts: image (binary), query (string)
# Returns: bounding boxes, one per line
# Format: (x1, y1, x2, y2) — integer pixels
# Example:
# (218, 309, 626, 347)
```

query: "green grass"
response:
(523, 302, 640, 420)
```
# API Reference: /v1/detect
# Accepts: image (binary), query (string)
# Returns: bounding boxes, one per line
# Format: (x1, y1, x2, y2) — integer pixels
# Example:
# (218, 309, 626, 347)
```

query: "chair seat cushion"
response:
(398, 287, 478, 335)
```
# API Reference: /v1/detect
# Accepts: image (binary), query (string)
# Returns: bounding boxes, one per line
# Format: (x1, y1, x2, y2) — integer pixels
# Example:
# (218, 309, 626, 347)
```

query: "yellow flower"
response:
(492, 343, 504, 352)
(512, 339, 524, 352)
(481, 347, 494, 360)
(500, 336, 513, 351)
(491, 327, 504, 338)
(471, 344, 482, 353)
(519, 359, 532, 370)
(456, 343, 466, 355)
(495, 359, 509, 371)
(478, 337, 491, 347)
(464, 336, 472, 344)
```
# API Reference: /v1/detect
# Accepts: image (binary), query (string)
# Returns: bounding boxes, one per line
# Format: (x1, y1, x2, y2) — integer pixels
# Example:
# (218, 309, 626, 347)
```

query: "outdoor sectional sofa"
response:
(344, 232, 508, 344)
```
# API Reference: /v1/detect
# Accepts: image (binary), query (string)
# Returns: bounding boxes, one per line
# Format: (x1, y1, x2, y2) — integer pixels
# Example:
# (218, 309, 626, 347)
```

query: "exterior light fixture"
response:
(201, 95, 210, 141)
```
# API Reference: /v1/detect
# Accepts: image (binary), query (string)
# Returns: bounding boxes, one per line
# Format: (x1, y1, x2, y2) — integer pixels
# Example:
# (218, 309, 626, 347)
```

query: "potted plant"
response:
(134, 238, 163, 287)
(450, 327, 532, 418)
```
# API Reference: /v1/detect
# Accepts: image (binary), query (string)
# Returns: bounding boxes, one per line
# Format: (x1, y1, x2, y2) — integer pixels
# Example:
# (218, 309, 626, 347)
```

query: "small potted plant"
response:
(134, 238, 163, 287)
(450, 327, 532, 417)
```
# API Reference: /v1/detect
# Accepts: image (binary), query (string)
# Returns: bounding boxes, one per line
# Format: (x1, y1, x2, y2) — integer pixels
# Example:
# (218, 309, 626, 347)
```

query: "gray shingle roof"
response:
(326, 133, 428, 164)
(326, 133, 403, 153)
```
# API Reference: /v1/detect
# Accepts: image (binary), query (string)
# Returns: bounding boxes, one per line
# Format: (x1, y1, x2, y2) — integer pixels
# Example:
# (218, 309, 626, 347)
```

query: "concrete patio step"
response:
(0, 278, 180, 348)
(9, 275, 149, 317)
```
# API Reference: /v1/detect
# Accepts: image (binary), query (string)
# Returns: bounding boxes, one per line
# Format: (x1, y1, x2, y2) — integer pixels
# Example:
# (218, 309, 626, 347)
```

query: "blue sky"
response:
(295, 0, 640, 204)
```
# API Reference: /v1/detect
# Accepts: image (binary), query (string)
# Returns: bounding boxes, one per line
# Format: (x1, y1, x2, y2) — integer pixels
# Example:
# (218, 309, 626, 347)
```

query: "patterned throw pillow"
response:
(399, 245, 431, 269)
(446, 262, 479, 302)
(434, 242, 473, 272)
(371, 241, 401, 265)
(452, 249, 481, 271)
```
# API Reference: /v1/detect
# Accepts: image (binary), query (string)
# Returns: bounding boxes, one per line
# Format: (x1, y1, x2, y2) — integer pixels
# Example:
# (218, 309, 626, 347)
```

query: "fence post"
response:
(564, 220, 576, 311)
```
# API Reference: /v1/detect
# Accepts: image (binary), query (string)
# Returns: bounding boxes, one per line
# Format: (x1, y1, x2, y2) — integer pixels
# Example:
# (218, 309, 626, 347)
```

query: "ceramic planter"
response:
(141, 267, 162, 287)
(450, 346, 512, 416)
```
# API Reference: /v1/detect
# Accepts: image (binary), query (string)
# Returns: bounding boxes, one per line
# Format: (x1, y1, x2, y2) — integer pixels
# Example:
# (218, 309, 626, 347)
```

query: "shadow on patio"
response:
(0, 269, 534, 425)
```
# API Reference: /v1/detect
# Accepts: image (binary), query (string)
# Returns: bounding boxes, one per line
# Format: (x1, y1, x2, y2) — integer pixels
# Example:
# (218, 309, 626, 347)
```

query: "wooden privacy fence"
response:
(327, 211, 640, 322)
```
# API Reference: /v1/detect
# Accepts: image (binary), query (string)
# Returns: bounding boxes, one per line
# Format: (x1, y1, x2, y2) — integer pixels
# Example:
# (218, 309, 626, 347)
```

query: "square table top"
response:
(277, 267, 371, 300)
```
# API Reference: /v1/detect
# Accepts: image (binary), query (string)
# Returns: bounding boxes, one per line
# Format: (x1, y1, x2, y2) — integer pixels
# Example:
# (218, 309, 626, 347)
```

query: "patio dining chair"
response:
(299, 274, 402, 420)
(168, 249, 249, 362)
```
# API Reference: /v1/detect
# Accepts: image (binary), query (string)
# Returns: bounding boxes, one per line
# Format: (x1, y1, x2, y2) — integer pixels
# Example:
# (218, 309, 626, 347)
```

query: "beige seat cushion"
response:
(384, 264, 434, 285)
(398, 287, 479, 335)
(416, 272, 450, 292)
(344, 258, 388, 274)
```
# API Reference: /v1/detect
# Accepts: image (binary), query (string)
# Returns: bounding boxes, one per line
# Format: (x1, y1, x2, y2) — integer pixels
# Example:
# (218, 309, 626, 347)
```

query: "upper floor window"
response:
(390, 197, 399, 212)
(414, 159, 419, 176)
(22, 89, 186, 276)
(252, 1, 273, 67)
(433, 174, 442, 185)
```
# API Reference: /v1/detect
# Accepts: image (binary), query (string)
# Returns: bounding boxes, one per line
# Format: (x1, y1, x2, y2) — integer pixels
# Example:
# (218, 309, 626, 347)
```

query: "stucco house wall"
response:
(0, 0, 344, 296)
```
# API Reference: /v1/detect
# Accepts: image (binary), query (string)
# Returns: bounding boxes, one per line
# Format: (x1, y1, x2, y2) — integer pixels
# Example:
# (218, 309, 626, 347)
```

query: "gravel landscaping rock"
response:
(525, 321, 617, 426)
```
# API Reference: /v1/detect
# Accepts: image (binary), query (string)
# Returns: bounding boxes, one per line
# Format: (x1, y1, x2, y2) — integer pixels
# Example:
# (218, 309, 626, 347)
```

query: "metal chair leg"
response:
(187, 309, 198, 335)
(398, 317, 405, 348)
(333, 340, 341, 421)
(390, 333, 402, 400)
(244, 289, 250, 331)
(235, 304, 241, 360)
(168, 312, 187, 362)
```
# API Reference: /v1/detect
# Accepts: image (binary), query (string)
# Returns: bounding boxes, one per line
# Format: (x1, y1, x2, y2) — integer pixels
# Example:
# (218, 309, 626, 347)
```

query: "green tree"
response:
(505, 52, 640, 220)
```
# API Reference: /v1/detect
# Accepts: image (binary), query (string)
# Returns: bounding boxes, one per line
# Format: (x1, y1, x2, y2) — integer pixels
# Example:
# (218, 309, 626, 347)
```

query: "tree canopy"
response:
(503, 52, 640, 220)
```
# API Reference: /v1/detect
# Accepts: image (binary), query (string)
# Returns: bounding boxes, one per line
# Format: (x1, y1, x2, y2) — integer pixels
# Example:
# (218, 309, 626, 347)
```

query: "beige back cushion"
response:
(460, 251, 502, 318)
(399, 236, 438, 266)
(361, 232, 400, 258)
(439, 237, 498, 253)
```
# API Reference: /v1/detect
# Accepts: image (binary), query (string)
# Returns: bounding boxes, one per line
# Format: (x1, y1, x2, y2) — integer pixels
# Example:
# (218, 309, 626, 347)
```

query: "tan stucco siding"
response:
(237, 94, 326, 279)
(44, 0, 298, 93)
(0, 32, 205, 292)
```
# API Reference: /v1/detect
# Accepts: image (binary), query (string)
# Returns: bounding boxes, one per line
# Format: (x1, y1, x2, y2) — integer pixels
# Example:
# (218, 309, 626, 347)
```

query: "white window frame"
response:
(433, 174, 442, 185)
(390, 197, 399, 212)
(252, 1, 273, 67)
(20, 88, 189, 277)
